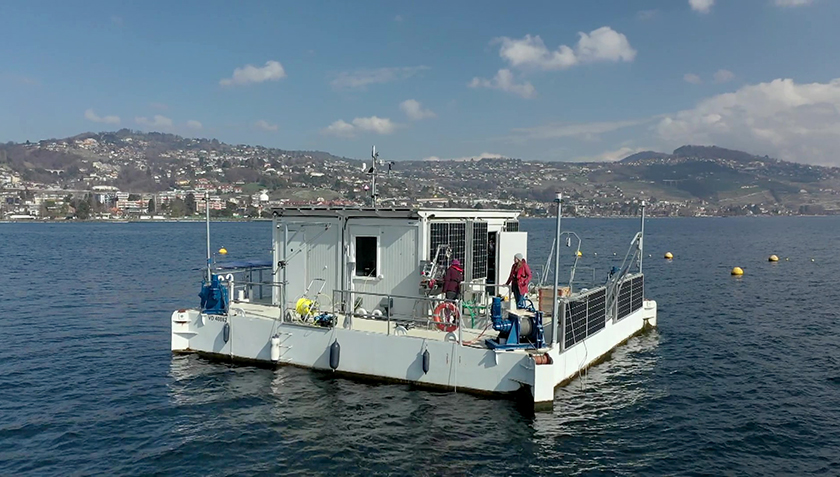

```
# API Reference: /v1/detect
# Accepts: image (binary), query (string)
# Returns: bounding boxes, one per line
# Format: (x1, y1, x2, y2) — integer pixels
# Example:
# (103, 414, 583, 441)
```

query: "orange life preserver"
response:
(432, 302, 459, 332)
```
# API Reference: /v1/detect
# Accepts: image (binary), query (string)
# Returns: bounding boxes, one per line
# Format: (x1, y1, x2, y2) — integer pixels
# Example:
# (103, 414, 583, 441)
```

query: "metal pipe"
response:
(283, 223, 288, 315)
(552, 192, 562, 348)
(205, 191, 211, 282)
(639, 200, 646, 274)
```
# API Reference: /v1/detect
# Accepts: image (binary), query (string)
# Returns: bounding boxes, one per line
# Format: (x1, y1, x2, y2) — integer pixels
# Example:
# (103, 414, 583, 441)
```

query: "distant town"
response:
(1, 130, 839, 221)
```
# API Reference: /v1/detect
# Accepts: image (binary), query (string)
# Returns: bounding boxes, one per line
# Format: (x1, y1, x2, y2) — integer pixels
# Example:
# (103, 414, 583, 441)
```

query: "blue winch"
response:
(199, 274, 228, 315)
(485, 296, 546, 350)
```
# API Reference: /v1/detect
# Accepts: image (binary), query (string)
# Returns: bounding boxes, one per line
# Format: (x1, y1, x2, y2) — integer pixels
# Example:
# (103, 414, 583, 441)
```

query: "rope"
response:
(463, 322, 493, 345)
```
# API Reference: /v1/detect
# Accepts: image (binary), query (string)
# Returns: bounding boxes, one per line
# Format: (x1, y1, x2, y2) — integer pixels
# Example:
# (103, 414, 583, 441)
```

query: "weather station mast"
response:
(363, 146, 394, 208)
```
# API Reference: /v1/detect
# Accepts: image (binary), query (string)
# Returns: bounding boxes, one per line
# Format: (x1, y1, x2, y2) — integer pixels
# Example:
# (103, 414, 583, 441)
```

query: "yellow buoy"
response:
(664, 252, 673, 259)
(219, 247, 228, 255)
(731, 266, 744, 276)
(768, 254, 779, 262)
(576, 250, 582, 257)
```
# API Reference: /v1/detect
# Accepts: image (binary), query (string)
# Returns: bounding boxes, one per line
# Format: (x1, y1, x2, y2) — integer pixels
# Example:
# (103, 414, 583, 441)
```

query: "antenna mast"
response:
(364, 146, 394, 208)
(205, 190, 211, 282)
(370, 146, 378, 208)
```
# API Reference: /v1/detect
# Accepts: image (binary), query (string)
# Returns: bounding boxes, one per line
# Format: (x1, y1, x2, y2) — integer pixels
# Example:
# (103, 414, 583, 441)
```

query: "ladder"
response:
(422, 244, 452, 280)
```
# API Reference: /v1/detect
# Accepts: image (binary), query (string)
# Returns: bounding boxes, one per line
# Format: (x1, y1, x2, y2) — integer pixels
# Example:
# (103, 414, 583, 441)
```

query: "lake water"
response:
(1, 217, 839, 475)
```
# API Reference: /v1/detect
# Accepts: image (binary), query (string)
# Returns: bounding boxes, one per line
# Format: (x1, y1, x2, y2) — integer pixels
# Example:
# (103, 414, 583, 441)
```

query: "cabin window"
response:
(355, 236, 378, 277)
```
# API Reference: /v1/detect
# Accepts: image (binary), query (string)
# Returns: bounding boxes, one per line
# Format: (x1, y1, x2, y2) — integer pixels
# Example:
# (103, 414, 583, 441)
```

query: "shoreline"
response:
(1, 215, 835, 224)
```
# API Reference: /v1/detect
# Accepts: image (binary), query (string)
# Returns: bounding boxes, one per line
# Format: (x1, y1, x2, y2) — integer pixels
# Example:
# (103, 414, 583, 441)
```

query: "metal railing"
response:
(330, 289, 465, 340)
(216, 271, 277, 305)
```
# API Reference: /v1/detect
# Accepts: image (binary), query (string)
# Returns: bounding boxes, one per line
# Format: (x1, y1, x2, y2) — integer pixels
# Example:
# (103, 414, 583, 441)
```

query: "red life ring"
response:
(432, 302, 459, 332)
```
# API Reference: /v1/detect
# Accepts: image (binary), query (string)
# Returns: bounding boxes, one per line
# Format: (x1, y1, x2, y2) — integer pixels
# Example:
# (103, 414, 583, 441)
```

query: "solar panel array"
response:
(564, 288, 606, 349)
(562, 274, 644, 349)
(430, 222, 466, 269)
(617, 275, 644, 321)
(471, 221, 488, 279)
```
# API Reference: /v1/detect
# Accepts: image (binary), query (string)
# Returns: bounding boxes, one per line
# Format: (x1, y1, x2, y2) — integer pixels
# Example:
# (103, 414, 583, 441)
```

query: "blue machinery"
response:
(199, 274, 229, 315)
(485, 296, 546, 350)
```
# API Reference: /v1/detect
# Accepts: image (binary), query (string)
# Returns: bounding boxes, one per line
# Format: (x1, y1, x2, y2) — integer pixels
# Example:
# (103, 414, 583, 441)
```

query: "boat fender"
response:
(270, 335, 281, 362)
(223, 322, 230, 344)
(357, 307, 367, 317)
(422, 349, 430, 374)
(372, 309, 383, 318)
(329, 340, 340, 370)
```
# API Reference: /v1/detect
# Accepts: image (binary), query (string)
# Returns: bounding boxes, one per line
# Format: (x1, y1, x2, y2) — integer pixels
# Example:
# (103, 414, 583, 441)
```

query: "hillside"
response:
(2, 130, 840, 217)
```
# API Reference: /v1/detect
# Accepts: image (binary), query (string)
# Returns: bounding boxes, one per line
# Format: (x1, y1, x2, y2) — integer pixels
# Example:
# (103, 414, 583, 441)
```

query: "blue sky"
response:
(2, 0, 840, 165)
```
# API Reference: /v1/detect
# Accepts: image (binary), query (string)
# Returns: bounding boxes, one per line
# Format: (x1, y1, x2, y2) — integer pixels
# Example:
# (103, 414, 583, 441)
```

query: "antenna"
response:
(364, 146, 395, 208)
(369, 146, 379, 208)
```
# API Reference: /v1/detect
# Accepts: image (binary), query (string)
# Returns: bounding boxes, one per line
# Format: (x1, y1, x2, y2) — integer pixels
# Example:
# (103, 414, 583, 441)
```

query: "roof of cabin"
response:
(271, 206, 521, 220)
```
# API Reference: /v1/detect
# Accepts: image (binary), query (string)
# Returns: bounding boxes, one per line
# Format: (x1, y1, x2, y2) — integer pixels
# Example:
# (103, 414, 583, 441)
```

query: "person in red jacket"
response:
(442, 259, 464, 300)
(505, 253, 531, 309)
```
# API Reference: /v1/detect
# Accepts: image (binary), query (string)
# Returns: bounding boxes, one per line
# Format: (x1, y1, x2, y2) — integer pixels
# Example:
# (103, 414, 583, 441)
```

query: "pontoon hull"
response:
(171, 300, 657, 409)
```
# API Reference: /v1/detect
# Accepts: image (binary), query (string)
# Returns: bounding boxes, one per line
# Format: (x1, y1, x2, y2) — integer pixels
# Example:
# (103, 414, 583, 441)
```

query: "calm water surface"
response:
(1, 217, 839, 475)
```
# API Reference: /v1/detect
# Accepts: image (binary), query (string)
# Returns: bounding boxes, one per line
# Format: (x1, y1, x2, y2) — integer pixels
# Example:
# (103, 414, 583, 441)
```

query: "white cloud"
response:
(422, 152, 506, 162)
(573, 146, 651, 162)
(322, 116, 397, 137)
(324, 120, 356, 137)
(110, 15, 123, 26)
(394, 14, 403, 22)
(255, 120, 278, 131)
(186, 120, 202, 130)
(713, 69, 735, 83)
(135, 115, 173, 128)
(150, 102, 168, 110)
(637, 9, 659, 20)
(352, 116, 397, 134)
(656, 77, 840, 166)
(510, 118, 650, 141)
(495, 27, 636, 71)
(689, 0, 715, 13)
(775, 0, 812, 6)
(331, 66, 428, 90)
(684, 73, 703, 84)
(84, 108, 120, 124)
(469, 69, 536, 98)
(400, 99, 436, 120)
(220, 60, 286, 86)
(5, 74, 39, 86)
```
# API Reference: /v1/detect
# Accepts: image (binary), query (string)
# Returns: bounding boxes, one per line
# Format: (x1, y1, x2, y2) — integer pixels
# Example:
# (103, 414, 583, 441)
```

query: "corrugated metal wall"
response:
(305, 223, 340, 306)
(350, 222, 419, 318)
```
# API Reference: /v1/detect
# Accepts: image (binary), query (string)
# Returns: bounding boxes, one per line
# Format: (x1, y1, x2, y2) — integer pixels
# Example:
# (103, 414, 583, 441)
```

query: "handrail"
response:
(330, 288, 466, 336)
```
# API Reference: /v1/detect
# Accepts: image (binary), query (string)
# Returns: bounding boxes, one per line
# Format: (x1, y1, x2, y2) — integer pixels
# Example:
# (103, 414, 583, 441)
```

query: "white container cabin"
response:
(272, 207, 527, 323)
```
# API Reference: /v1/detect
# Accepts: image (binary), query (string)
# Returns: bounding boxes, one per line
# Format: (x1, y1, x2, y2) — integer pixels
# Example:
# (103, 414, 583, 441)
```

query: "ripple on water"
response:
(1, 218, 839, 475)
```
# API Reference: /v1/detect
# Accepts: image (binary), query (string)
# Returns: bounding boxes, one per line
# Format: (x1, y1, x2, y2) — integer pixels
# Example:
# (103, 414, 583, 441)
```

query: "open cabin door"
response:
(495, 231, 528, 291)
